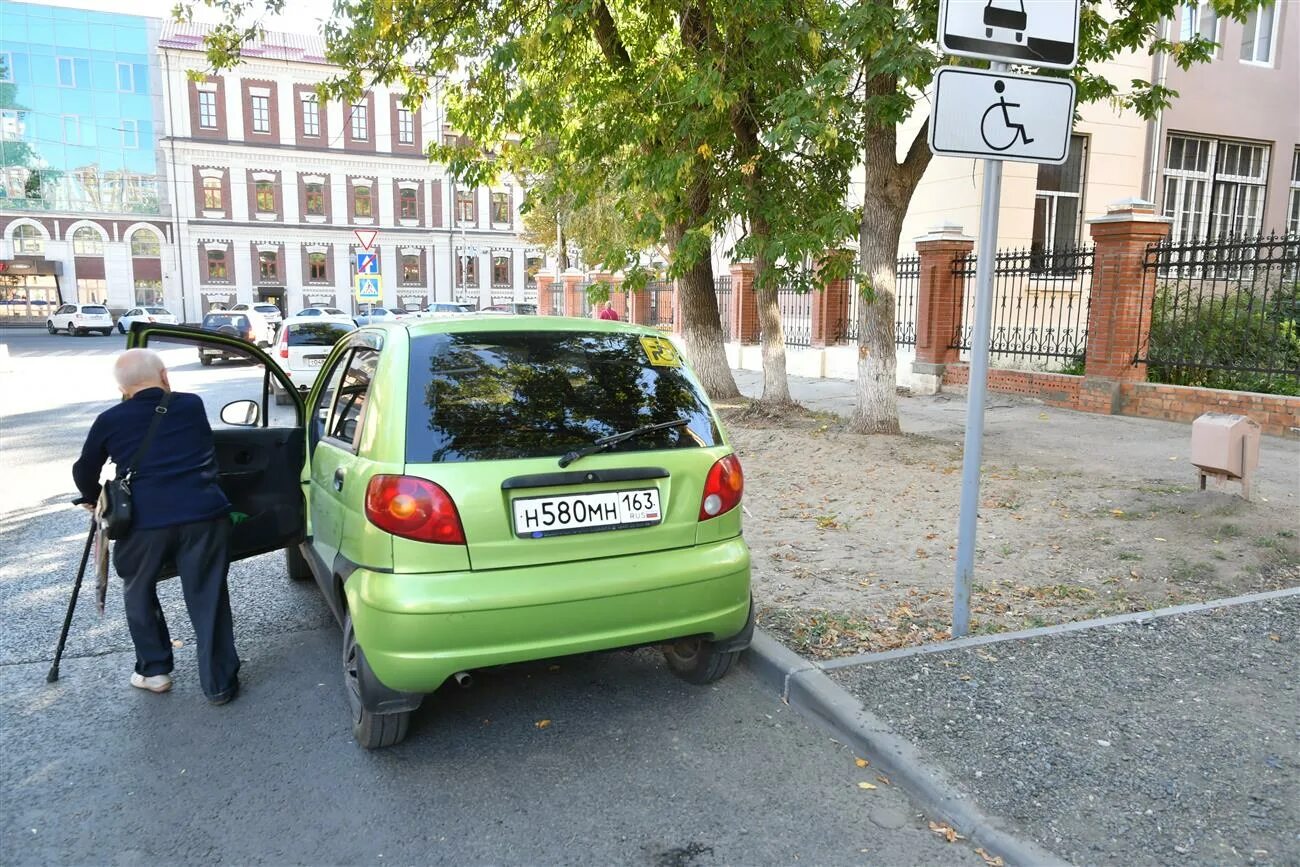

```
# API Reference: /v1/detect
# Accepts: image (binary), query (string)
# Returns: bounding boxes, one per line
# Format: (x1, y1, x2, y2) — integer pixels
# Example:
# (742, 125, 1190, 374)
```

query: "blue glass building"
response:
(0, 3, 163, 214)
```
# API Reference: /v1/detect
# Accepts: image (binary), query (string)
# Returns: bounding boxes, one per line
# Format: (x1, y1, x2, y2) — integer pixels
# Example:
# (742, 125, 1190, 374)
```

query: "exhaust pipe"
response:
(452, 671, 473, 689)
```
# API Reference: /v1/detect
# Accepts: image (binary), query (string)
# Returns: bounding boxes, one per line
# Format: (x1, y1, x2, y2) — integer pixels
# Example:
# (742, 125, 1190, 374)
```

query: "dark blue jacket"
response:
(73, 388, 230, 531)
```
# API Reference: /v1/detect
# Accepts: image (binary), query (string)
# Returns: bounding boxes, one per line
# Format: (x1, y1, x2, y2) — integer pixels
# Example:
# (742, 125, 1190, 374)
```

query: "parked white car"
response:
(271, 316, 357, 404)
(46, 303, 115, 336)
(291, 306, 353, 324)
(116, 306, 178, 334)
(230, 302, 284, 329)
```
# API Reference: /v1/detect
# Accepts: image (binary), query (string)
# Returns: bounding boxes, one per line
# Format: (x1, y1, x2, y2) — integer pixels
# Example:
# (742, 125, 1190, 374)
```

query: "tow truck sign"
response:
(938, 0, 1080, 70)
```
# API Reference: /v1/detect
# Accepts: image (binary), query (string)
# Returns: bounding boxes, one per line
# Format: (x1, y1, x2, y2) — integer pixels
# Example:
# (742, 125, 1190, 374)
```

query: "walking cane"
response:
(47, 518, 97, 683)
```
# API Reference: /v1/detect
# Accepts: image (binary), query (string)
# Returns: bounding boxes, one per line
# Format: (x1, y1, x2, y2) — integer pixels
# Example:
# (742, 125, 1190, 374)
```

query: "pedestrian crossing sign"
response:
(355, 275, 382, 302)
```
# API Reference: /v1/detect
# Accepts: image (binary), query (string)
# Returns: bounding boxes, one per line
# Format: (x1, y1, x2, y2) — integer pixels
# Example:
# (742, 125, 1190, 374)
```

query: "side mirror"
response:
(221, 399, 260, 427)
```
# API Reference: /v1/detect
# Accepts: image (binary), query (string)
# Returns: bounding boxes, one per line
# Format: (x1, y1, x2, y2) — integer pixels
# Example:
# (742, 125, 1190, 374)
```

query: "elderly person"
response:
(73, 349, 240, 704)
(597, 301, 620, 321)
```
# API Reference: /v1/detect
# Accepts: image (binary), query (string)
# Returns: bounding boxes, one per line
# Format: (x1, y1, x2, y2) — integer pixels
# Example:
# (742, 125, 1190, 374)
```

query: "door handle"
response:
(333, 468, 346, 492)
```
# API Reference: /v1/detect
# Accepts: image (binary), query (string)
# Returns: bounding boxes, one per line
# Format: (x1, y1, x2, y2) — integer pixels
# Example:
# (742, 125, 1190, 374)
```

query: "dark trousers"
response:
(113, 517, 240, 699)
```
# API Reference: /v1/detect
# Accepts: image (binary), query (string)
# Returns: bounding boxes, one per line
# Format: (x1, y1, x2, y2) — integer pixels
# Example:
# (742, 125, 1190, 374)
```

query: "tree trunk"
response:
(752, 243, 793, 407)
(668, 221, 740, 400)
(851, 188, 906, 434)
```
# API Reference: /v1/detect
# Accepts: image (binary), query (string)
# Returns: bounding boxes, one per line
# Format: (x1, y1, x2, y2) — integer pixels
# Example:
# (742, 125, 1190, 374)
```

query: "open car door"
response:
(127, 322, 307, 564)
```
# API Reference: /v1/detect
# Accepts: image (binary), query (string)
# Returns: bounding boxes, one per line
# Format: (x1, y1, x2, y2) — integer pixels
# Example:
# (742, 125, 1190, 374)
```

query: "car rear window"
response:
(202, 313, 249, 330)
(288, 322, 353, 346)
(406, 331, 720, 463)
(82, 306, 108, 314)
(145, 307, 168, 314)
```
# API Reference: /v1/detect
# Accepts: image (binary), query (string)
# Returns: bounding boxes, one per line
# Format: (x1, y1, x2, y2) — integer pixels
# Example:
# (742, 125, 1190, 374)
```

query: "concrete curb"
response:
(744, 630, 1069, 867)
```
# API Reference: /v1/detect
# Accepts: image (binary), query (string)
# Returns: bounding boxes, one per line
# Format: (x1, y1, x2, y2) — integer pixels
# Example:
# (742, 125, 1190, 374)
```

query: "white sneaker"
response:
(130, 672, 173, 693)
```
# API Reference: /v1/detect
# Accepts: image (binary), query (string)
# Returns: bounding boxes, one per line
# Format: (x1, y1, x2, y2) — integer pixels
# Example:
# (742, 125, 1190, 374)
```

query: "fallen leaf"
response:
(1110, 509, 1125, 517)
(855, 758, 869, 768)
(1154, 537, 1167, 542)
(959, 674, 973, 681)
(535, 719, 551, 730)
(171, 639, 184, 648)
(928, 822, 965, 843)
(857, 782, 877, 790)
(876, 775, 891, 785)
(1268, 634, 1280, 641)
(976, 847, 1006, 866)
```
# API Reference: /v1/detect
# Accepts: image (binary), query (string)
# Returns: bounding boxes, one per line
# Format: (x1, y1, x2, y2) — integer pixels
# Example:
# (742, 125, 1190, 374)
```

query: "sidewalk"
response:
(731, 370, 1300, 865)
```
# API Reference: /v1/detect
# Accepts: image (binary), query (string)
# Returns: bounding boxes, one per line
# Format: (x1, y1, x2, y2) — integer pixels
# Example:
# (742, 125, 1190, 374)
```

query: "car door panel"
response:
(213, 427, 306, 561)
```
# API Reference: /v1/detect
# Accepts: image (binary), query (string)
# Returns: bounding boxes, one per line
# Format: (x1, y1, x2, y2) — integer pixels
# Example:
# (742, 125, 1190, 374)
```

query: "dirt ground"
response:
(718, 404, 1300, 659)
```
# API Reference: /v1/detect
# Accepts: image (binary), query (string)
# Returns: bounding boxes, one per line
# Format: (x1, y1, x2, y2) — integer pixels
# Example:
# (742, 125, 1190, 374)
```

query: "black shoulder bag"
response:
(99, 392, 172, 541)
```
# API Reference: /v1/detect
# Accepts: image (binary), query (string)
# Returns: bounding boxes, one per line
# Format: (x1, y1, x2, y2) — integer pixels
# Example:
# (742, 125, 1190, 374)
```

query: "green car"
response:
(130, 317, 752, 748)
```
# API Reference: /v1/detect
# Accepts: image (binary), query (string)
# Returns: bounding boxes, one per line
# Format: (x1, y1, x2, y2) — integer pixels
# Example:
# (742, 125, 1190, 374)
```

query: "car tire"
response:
(46, 321, 55, 334)
(74, 328, 85, 337)
(101, 329, 112, 336)
(117, 322, 126, 334)
(662, 637, 741, 685)
(200, 355, 213, 367)
(284, 544, 312, 581)
(343, 613, 411, 749)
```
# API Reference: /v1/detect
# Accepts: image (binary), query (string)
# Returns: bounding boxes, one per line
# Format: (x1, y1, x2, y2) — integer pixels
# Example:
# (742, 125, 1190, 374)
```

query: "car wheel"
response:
(74, 328, 86, 337)
(662, 637, 741, 685)
(284, 544, 312, 581)
(343, 613, 411, 749)
(101, 329, 113, 336)
(117, 322, 126, 334)
(200, 355, 213, 367)
(46, 321, 55, 334)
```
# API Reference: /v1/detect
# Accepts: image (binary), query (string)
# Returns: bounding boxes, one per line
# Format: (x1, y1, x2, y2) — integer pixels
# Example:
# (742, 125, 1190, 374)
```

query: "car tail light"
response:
(278, 328, 289, 359)
(365, 475, 465, 545)
(699, 454, 744, 520)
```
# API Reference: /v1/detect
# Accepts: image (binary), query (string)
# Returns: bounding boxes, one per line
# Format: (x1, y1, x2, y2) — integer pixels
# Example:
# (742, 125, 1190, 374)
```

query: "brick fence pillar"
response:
(729, 262, 759, 344)
(811, 251, 853, 348)
(560, 268, 586, 318)
(1081, 199, 1172, 413)
(535, 270, 555, 315)
(911, 222, 975, 395)
(627, 284, 652, 325)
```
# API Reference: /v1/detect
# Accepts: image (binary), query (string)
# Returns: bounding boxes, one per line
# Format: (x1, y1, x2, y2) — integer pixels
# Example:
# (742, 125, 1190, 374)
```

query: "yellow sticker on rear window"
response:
(639, 335, 682, 368)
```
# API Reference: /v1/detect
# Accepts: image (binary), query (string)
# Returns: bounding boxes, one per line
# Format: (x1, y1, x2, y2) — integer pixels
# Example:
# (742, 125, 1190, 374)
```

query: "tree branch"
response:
(900, 118, 931, 187)
(591, 0, 631, 68)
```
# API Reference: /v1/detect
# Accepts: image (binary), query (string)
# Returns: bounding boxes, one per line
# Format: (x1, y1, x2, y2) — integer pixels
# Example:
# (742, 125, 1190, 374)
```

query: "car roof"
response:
(281, 315, 355, 326)
(398, 315, 664, 338)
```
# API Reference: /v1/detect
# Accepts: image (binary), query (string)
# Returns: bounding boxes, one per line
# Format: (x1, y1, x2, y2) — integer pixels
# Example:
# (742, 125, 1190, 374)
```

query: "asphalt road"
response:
(0, 328, 979, 866)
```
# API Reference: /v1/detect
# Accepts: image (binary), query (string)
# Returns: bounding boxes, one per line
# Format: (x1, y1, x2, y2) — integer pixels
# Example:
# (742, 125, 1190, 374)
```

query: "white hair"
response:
(114, 348, 167, 390)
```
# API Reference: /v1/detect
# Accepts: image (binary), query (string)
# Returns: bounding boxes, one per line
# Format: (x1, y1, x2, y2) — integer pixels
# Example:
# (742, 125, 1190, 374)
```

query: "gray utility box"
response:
(1190, 413, 1261, 499)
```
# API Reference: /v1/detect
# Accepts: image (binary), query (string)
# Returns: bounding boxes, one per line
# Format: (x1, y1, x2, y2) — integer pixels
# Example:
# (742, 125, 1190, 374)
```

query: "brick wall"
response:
(942, 364, 1299, 438)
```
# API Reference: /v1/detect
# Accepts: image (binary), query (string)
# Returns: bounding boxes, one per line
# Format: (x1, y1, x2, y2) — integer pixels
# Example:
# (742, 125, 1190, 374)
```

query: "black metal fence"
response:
(544, 283, 564, 316)
(950, 245, 1093, 363)
(1138, 232, 1299, 395)
(647, 281, 675, 328)
(777, 289, 812, 347)
(714, 277, 733, 340)
(845, 255, 920, 347)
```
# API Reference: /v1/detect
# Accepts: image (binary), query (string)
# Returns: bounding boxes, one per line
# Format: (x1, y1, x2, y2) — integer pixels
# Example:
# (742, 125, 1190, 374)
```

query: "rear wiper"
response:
(558, 418, 690, 468)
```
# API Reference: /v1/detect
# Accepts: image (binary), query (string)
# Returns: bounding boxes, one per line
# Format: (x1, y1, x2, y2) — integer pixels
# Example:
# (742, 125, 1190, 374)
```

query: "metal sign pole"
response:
(952, 60, 1008, 638)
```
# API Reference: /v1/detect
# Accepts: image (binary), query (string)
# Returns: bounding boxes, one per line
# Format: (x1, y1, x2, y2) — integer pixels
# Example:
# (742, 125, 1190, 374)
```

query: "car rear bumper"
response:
(346, 536, 751, 693)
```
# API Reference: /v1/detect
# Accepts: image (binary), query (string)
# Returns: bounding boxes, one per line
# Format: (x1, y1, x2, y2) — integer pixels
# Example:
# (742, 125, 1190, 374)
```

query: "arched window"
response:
(130, 230, 161, 257)
(12, 224, 45, 254)
(72, 226, 105, 255)
(402, 254, 420, 282)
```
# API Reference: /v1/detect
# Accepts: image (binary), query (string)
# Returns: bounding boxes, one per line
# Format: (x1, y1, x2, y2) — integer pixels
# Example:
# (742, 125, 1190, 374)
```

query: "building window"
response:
(206, 249, 228, 281)
(120, 119, 139, 148)
(492, 254, 511, 287)
(1031, 134, 1087, 273)
(12, 224, 44, 254)
(76, 278, 106, 304)
(1162, 135, 1269, 242)
(1288, 148, 1299, 236)
(130, 230, 161, 257)
(0, 54, 13, 83)
(491, 191, 510, 224)
(402, 254, 420, 283)
(203, 176, 224, 210)
(456, 189, 475, 224)
(116, 62, 135, 92)
(198, 90, 218, 129)
(259, 250, 279, 281)
(525, 253, 542, 287)
(457, 251, 478, 287)
(255, 179, 276, 213)
(399, 187, 418, 220)
(305, 182, 325, 216)
(62, 115, 80, 144)
(308, 251, 328, 281)
(350, 102, 368, 140)
(133, 280, 163, 306)
(251, 95, 271, 134)
(302, 94, 320, 137)
(397, 108, 415, 145)
(354, 184, 372, 218)
(1178, 2, 1219, 43)
(1240, 2, 1277, 65)
(57, 57, 75, 87)
(72, 227, 104, 255)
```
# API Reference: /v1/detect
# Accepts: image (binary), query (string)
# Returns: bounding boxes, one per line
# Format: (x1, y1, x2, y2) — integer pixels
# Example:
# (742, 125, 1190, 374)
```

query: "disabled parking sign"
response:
(928, 67, 1075, 164)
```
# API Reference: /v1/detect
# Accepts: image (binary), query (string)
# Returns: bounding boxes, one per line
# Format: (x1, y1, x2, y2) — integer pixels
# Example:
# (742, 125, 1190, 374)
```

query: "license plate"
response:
(512, 488, 661, 538)
(303, 355, 326, 367)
